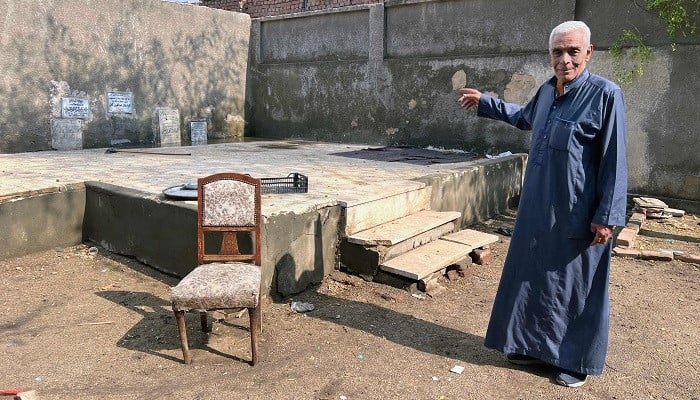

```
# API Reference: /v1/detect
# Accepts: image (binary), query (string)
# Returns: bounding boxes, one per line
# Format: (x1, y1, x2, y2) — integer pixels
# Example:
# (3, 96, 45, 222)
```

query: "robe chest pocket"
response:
(548, 118, 576, 151)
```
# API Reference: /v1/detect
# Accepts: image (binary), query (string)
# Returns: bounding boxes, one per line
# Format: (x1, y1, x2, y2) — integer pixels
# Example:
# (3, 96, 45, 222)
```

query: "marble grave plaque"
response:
(51, 119, 83, 150)
(190, 120, 208, 144)
(61, 97, 90, 119)
(107, 91, 133, 114)
(156, 108, 181, 145)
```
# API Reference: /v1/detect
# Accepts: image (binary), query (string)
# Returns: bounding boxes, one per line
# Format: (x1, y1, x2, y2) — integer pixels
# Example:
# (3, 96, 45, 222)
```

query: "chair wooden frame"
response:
(171, 172, 262, 365)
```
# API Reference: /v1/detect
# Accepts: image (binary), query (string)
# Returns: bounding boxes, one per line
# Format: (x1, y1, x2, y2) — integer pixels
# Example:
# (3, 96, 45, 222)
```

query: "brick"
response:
(446, 269, 460, 281)
(639, 250, 674, 261)
(615, 227, 637, 248)
(470, 248, 493, 265)
(426, 284, 447, 298)
(676, 253, 700, 264)
(612, 247, 640, 258)
(418, 275, 441, 292)
(628, 212, 646, 228)
(625, 222, 640, 234)
(453, 256, 472, 277)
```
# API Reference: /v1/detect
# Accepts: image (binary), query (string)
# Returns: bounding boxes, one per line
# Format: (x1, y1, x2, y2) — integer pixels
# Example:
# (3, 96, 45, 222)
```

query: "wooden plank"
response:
(347, 210, 461, 246)
(380, 239, 471, 280)
(439, 229, 499, 249)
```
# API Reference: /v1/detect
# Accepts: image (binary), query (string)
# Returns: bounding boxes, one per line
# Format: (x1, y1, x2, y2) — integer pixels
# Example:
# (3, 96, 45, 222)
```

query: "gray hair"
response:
(549, 21, 591, 52)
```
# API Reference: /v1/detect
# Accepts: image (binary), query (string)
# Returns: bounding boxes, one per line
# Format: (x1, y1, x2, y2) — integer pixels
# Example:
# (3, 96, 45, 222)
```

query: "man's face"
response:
(550, 30, 592, 84)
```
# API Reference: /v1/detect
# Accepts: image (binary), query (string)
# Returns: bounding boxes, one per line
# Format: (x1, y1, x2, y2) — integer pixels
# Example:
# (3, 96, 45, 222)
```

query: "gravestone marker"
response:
(51, 119, 83, 150)
(190, 119, 208, 144)
(107, 91, 133, 114)
(155, 107, 181, 145)
(61, 97, 90, 119)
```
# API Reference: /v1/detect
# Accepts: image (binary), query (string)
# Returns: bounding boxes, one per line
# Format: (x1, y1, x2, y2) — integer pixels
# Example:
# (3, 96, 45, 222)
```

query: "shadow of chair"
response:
(169, 172, 263, 365)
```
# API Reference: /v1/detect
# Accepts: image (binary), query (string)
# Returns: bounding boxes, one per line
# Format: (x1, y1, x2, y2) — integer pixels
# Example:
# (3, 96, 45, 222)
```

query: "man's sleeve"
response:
(593, 88, 628, 227)
(476, 92, 535, 131)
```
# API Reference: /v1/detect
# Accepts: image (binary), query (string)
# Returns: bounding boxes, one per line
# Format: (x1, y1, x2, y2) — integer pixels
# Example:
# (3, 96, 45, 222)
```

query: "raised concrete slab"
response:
(347, 210, 460, 246)
(0, 140, 526, 296)
(380, 239, 471, 280)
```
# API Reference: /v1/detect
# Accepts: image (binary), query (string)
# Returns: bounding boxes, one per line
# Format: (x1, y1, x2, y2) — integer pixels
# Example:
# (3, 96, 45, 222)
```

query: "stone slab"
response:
(51, 119, 83, 150)
(340, 220, 456, 275)
(439, 229, 499, 249)
(665, 208, 686, 217)
(380, 239, 471, 280)
(190, 120, 208, 143)
(633, 197, 668, 209)
(347, 210, 460, 246)
(155, 107, 181, 145)
(676, 253, 700, 264)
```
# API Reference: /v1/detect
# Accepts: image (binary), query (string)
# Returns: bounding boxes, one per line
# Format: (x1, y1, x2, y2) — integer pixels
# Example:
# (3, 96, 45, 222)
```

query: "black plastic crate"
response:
(261, 172, 308, 194)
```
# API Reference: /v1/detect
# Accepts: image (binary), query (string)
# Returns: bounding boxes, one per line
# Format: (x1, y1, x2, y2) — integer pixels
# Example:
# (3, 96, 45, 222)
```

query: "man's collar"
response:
(548, 69, 590, 96)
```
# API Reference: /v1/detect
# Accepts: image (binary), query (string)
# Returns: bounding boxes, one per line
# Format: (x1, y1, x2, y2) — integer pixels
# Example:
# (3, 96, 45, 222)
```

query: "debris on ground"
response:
(289, 301, 315, 313)
(450, 365, 465, 374)
(613, 197, 698, 263)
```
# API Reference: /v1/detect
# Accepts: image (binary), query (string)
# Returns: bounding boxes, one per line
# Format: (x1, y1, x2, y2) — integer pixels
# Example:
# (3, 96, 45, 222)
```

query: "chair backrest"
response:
(197, 172, 262, 266)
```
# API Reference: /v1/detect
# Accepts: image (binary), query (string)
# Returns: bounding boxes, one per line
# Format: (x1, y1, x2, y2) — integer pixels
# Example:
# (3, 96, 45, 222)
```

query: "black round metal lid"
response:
(163, 183, 198, 200)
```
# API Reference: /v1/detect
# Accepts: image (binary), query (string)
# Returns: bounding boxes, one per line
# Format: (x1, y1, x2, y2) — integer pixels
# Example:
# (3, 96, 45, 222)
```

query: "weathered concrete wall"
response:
(247, 0, 699, 201)
(83, 183, 199, 277)
(265, 206, 342, 297)
(0, 0, 250, 152)
(418, 155, 526, 228)
(0, 186, 86, 260)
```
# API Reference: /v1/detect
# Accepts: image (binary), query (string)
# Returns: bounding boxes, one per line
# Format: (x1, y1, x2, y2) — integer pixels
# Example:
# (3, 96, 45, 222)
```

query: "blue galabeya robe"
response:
(479, 69, 628, 375)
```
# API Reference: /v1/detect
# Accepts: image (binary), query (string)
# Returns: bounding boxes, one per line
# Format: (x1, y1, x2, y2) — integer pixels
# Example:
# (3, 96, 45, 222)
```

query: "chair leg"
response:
(200, 311, 209, 333)
(248, 306, 261, 365)
(173, 307, 192, 364)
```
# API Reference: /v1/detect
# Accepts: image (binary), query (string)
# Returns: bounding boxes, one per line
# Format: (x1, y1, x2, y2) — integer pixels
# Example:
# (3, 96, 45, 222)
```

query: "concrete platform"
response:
(0, 140, 526, 297)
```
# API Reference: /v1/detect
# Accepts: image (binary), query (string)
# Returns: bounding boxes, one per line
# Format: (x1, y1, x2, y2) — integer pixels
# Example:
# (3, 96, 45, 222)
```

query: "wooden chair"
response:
(170, 172, 262, 365)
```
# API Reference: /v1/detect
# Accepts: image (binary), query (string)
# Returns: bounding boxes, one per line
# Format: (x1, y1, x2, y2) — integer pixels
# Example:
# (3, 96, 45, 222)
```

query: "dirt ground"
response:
(1, 210, 699, 400)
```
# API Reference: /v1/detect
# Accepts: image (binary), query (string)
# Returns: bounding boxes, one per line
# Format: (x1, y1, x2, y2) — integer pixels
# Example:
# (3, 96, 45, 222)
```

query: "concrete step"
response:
(340, 211, 460, 276)
(347, 210, 461, 246)
(342, 186, 431, 236)
(440, 229, 499, 249)
(379, 229, 499, 280)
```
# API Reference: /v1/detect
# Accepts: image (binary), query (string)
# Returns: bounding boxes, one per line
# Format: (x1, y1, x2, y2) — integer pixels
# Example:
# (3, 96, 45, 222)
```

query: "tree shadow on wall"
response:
(2, 7, 247, 150)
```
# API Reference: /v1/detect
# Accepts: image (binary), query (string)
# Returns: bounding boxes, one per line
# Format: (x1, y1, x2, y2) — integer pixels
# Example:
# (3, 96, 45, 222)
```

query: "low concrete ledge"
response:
(0, 185, 86, 260)
(83, 182, 198, 278)
(83, 181, 342, 298)
(417, 154, 526, 227)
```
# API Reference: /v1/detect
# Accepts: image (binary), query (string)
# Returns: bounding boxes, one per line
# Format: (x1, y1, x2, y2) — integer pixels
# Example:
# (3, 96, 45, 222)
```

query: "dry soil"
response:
(1, 210, 699, 400)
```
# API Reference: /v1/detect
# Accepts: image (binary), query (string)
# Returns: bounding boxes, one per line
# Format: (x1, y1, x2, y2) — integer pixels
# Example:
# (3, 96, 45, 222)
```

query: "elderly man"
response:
(458, 21, 627, 387)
